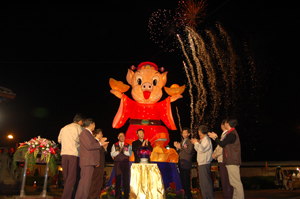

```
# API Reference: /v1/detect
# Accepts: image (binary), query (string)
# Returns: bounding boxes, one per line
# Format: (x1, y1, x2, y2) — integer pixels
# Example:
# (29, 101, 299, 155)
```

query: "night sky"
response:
(0, 1, 299, 162)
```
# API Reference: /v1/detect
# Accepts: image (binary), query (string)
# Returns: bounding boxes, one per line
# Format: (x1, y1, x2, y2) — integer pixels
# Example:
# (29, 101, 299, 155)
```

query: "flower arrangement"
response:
(137, 146, 151, 158)
(13, 136, 60, 173)
(165, 187, 201, 199)
(191, 187, 201, 198)
(100, 185, 116, 198)
(165, 188, 184, 199)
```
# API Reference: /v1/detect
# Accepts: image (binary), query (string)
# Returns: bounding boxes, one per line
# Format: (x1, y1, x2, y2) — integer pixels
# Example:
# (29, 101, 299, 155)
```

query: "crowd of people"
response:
(58, 113, 244, 199)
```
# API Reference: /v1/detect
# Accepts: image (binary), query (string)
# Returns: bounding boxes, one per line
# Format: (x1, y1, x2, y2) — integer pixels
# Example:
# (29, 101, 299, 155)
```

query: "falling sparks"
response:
(182, 61, 195, 136)
(148, 1, 258, 132)
(148, 9, 182, 52)
(176, 106, 183, 133)
(177, 23, 258, 132)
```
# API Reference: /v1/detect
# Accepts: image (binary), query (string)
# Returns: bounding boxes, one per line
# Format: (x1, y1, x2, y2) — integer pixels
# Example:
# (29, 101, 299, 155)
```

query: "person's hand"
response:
(103, 143, 108, 150)
(95, 164, 99, 167)
(212, 153, 216, 160)
(208, 132, 217, 140)
(100, 137, 109, 146)
(174, 141, 181, 149)
(191, 138, 198, 144)
(173, 141, 178, 148)
(143, 139, 149, 146)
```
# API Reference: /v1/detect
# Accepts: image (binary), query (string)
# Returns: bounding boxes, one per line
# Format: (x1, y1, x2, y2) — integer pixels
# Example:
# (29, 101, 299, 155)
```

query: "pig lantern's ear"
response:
(126, 69, 135, 85)
(161, 71, 168, 87)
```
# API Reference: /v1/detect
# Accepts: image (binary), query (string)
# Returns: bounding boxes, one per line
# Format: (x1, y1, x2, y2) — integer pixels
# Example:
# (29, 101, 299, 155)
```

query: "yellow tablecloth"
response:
(129, 163, 166, 199)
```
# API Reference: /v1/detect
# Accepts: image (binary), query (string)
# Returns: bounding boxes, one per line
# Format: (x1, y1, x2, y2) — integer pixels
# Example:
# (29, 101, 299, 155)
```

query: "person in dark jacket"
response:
(174, 127, 193, 199)
(75, 119, 109, 199)
(208, 118, 244, 199)
(88, 129, 108, 199)
(132, 129, 153, 163)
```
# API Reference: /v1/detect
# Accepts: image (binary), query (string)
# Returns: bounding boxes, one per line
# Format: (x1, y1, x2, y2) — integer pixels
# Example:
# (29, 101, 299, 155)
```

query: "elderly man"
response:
(111, 132, 132, 199)
(191, 125, 215, 199)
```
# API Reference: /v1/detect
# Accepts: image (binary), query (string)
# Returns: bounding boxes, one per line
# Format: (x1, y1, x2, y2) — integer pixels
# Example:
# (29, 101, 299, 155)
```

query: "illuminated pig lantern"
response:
(110, 62, 185, 162)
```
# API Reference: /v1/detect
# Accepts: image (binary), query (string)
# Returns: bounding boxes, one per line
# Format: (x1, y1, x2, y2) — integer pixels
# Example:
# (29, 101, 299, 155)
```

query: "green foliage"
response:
(49, 155, 58, 175)
(13, 146, 28, 170)
(13, 145, 60, 174)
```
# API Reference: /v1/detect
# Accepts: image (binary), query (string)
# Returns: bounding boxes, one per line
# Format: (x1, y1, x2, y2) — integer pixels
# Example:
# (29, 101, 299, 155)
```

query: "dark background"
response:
(0, 0, 299, 162)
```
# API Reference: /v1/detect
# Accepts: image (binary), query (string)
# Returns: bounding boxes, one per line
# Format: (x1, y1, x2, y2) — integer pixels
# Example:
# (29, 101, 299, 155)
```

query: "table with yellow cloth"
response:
(129, 163, 166, 199)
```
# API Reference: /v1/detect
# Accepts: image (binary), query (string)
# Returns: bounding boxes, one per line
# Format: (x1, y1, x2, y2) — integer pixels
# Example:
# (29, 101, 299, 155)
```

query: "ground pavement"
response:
(1, 186, 300, 199)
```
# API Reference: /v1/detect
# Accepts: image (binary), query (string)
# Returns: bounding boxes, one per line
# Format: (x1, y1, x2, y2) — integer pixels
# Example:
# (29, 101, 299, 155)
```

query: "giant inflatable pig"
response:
(110, 62, 185, 162)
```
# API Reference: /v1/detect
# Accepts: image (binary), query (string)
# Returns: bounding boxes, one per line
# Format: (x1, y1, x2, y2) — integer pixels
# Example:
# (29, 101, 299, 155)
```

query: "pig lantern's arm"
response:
(170, 94, 183, 102)
(112, 94, 136, 129)
(157, 96, 177, 130)
(110, 89, 123, 99)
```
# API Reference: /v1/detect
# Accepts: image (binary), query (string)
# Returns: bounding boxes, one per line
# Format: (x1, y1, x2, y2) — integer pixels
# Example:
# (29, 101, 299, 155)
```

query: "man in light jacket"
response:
(191, 125, 215, 199)
(58, 113, 84, 199)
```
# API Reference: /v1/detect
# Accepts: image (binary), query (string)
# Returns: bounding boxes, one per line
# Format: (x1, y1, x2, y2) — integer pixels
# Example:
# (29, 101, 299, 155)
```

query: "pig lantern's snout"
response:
(141, 82, 153, 100)
(141, 82, 153, 91)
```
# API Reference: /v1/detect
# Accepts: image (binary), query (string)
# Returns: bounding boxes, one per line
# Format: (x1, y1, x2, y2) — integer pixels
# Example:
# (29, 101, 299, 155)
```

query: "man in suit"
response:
(111, 132, 132, 199)
(58, 113, 85, 199)
(174, 127, 193, 199)
(88, 129, 108, 199)
(132, 129, 153, 163)
(75, 119, 109, 199)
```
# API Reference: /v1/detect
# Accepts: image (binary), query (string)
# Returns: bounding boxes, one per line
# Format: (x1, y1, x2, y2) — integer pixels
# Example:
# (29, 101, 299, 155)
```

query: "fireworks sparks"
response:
(148, 1, 258, 132)
(177, 23, 257, 132)
(176, 106, 183, 133)
(176, 0, 207, 29)
(148, 9, 182, 52)
(148, 0, 207, 52)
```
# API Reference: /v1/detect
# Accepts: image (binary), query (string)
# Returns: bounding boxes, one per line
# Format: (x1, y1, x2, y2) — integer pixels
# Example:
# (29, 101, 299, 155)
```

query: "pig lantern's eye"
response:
(136, 75, 143, 85)
(152, 76, 159, 86)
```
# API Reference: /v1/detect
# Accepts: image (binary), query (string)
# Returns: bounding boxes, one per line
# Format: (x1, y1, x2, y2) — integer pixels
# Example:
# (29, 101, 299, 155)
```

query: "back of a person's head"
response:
(221, 119, 226, 125)
(198, 125, 209, 134)
(83, 118, 94, 127)
(227, 118, 238, 128)
(94, 128, 103, 136)
(73, 113, 85, 122)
